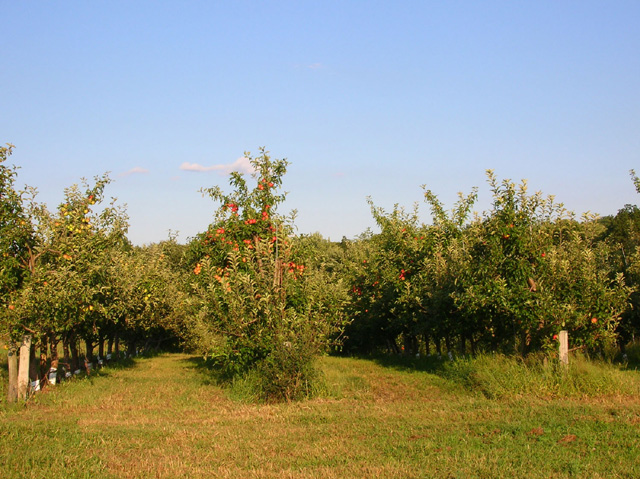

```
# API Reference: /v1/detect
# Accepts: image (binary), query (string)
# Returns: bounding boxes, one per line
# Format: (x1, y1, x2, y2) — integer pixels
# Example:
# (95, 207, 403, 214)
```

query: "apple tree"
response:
(451, 172, 628, 354)
(0, 144, 33, 333)
(5, 174, 130, 369)
(189, 149, 349, 401)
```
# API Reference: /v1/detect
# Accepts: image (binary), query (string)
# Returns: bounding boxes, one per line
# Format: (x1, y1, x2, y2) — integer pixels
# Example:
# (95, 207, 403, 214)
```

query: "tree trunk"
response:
(114, 333, 120, 359)
(155, 337, 167, 351)
(62, 338, 69, 362)
(404, 335, 418, 356)
(39, 336, 49, 380)
(29, 343, 39, 382)
(7, 346, 18, 403)
(422, 334, 430, 356)
(49, 333, 59, 362)
(98, 334, 105, 359)
(62, 337, 71, 366)
(107, 336, 114, 356)
(39, 351, 48, 382)
(445, 335, 452, 354)
(84, 339, 93, 362)
(70, 340, 79, 371)
(435, 337, 442, 356)
(459, 335, 466, 356)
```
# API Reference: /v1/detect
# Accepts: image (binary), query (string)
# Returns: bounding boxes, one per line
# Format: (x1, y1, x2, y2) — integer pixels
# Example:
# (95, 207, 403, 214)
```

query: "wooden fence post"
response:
(559, 330, 569, 366)
(7, 347, 18, 403)
(17, 334, 32, 400)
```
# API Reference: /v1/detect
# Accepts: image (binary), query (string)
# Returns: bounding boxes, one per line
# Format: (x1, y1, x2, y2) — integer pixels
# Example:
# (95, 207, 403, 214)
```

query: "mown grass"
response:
(1, 351, 639, 478)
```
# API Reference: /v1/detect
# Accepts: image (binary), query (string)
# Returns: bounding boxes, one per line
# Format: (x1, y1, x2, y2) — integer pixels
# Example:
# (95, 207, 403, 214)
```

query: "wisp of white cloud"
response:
(308, 63, 323, 70)
(120, 167, 150, 177)
(180, 157, 254, 175)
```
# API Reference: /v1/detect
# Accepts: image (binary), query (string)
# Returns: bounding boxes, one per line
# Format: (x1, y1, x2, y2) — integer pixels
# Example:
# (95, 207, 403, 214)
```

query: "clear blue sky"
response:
(2, 1, 639, 245)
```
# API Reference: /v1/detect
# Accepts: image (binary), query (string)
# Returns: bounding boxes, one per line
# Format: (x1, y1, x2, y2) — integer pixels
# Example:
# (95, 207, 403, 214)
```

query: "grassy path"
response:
(1, 353, 640, 478)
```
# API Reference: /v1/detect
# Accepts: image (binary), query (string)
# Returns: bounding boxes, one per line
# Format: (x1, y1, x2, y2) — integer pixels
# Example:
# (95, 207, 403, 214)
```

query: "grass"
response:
(370, 351, 640, 399)
(1, 351, 640, 478)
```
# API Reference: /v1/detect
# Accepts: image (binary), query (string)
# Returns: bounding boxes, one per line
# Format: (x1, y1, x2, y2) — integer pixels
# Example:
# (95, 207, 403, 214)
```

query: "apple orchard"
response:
(2, 144, 640, 401)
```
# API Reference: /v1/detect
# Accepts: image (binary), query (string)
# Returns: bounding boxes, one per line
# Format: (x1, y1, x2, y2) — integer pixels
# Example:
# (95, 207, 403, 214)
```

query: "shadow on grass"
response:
(622, 361, 640, 372)
(184, 352, 455, 390)
(346, 352, 450, 375)
(41, 355, 141, 387)
(350, 350, 640, 373)
(92, 355, 138, 373)
(181, 355, 224, 387)
(0, 355, 145, 409)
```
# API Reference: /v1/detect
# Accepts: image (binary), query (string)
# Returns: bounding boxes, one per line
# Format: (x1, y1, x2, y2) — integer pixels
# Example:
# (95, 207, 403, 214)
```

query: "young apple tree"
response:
(189, 149, 348, 401)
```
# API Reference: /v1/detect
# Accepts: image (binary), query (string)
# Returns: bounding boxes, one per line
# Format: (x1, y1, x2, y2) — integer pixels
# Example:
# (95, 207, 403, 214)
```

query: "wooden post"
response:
(559, 330, 569, 366)
(17, 335, 32, 400)
(7, 347, 18, 403)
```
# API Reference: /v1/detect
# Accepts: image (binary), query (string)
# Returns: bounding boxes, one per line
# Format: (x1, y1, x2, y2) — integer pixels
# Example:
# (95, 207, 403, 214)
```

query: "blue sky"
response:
(2, 1, 639, 245)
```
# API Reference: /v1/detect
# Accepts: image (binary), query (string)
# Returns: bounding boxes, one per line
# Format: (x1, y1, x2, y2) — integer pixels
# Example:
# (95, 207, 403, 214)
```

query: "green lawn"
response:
(1, 353, 639, 478)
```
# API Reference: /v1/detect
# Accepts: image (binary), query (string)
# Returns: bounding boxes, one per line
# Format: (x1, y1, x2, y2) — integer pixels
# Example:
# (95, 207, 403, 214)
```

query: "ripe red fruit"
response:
(553, 334, 558, 341)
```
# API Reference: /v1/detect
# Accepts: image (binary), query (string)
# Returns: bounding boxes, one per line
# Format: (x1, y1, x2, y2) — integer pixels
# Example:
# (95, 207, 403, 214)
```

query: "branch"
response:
(568, 345, 587, 353)
(20, 244, 62, 274)
(21, 324, 37, 334)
